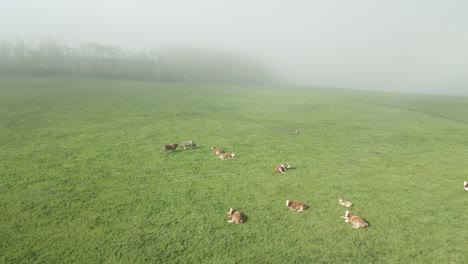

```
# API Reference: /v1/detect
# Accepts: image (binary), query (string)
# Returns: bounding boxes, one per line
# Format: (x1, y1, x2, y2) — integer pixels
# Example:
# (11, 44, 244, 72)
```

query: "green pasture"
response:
(0, 77, 467, 263)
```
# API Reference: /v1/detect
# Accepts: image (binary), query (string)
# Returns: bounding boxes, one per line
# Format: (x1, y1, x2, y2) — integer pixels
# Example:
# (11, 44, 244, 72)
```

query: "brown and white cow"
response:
(227, 208, 243, 224)
(211, 146, 224, 155)
(274, 163, 290, 173)
(342, 210, 368, 228)
(286, 200, 307, 212)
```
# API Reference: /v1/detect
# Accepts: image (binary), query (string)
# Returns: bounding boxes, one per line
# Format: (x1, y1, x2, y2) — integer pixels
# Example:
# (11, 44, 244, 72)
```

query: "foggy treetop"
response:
(0, 41, 275, 84)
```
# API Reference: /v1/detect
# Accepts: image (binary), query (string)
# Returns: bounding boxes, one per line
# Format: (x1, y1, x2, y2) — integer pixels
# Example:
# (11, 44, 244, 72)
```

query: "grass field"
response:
(1, 77, 467, 263)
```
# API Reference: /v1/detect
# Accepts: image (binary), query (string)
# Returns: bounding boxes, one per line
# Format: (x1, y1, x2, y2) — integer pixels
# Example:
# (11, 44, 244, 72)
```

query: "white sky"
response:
(1, 0, 467, 94)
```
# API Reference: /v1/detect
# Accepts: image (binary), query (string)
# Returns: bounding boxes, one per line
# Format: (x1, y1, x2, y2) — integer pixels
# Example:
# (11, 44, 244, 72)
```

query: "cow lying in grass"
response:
(181, 140, 196, 150)
(211, 146, 224, 154)
(162, 143, 178, 153)
(227, 208, 243, 224)
(464, 181, 468, 191)
(286, 200, 307, 212)
(338, 199, 353, 208)
(219, 152, 235, 159)
(274, 163, 290, 173)
(342, 210, 368, 228)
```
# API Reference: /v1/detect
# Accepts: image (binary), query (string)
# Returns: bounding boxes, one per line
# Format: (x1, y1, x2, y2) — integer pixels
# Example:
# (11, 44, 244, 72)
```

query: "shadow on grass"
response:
(364, 218, 371, 228)
(241, 213, 249, 223)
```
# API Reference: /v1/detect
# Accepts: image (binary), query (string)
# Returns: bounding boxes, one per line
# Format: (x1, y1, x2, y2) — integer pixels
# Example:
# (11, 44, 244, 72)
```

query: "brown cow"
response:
(211, 146, 224, 155)
(162, 143, 178, 153)
(227, 208, 243, 224)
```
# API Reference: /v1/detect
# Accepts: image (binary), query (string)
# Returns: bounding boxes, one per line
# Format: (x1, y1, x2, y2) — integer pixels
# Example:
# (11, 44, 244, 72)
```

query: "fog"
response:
(1, 0, 467, 95)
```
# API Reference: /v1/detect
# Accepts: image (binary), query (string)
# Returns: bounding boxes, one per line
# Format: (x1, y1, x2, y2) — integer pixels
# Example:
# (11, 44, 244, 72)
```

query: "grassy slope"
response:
(0, 77, 467, 263)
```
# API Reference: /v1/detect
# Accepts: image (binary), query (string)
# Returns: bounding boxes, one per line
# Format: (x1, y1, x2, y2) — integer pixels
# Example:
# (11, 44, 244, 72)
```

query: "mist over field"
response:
(1, 0, 467, 95)
(2, 2, 468, 262)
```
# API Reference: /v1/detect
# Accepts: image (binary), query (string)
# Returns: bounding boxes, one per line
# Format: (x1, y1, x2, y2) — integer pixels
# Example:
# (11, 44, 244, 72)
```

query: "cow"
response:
(342, 210, 368, 229)
(274, 163, 290, 173)
(227, 208, 243, 224)
(162, 143, 178, 153)
(181, 140, 196, 150)
(211, 146, 224, 155)
(338, 199, 353, 208)
(286, 200, 307, 212)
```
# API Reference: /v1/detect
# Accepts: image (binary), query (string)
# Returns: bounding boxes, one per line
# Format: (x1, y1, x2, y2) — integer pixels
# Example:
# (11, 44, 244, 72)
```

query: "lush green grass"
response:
(1, 77, 467, 263)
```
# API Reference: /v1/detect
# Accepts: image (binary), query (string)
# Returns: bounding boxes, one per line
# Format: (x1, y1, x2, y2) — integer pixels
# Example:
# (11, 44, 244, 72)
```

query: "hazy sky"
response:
(1, 0, 467, 94)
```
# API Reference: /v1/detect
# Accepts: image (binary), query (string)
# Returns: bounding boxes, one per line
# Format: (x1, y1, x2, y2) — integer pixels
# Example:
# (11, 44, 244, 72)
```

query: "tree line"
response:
(0, 40, 276, 84)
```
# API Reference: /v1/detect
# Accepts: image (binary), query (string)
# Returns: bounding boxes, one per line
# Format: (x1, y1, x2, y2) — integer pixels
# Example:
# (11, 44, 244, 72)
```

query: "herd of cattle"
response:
(163, 140, 468, 228)
(163, 141, 236, 159)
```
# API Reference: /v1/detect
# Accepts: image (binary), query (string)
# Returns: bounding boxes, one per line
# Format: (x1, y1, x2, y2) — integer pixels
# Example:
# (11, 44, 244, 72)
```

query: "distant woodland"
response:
(0, 40, 276, 84)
